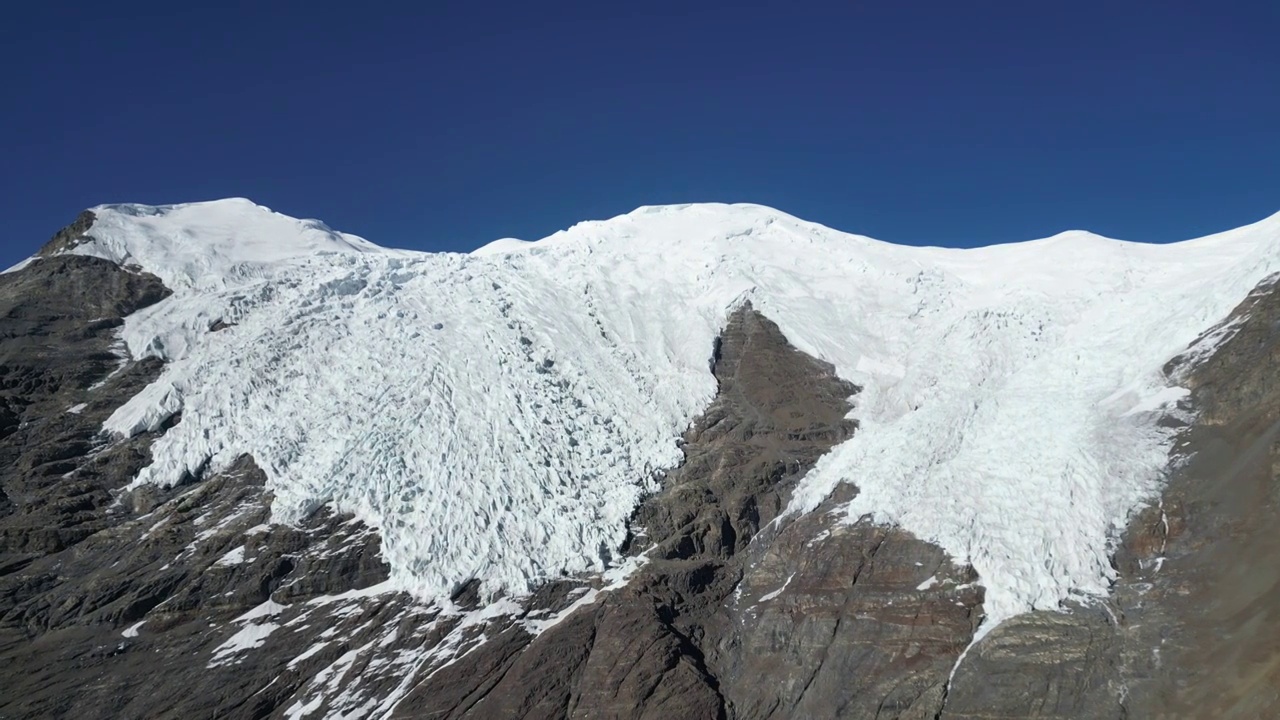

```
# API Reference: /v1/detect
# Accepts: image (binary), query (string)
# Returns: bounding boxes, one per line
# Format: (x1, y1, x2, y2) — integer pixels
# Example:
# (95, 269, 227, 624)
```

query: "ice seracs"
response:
(45, 199, 1280, 632)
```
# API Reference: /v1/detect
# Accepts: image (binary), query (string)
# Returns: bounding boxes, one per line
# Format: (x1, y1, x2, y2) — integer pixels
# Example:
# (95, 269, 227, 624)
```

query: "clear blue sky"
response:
(3, 1, 1278, 267)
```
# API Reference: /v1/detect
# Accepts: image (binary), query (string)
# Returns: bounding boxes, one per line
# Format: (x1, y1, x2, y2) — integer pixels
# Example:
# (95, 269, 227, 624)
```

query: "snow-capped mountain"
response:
(64, 199, 1280, 623)
(4, 199, 1280, 719)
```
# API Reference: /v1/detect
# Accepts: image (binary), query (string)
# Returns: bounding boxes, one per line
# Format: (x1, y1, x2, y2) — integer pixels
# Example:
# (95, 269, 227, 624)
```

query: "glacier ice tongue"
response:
(62, 199, 1280, 628)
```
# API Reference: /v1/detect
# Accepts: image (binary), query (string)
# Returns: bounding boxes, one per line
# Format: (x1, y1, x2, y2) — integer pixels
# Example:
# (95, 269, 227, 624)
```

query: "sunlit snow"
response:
(54, 198, 1280, 630)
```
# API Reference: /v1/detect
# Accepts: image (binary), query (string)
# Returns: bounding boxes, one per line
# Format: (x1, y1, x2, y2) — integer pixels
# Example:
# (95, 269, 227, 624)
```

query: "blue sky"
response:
(2, 1, 1277, 267)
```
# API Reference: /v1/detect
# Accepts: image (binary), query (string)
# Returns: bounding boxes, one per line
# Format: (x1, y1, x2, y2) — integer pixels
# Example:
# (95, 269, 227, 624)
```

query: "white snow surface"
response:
(70, 198, 393, 292)
(53, 198, 1280, 630)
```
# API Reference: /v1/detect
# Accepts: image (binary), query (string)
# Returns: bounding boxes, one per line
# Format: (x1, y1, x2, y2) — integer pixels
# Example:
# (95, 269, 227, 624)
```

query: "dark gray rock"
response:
(35, 209, 96, 256)
(943, 606, 1123, 719)
(0, 250, 170, 574)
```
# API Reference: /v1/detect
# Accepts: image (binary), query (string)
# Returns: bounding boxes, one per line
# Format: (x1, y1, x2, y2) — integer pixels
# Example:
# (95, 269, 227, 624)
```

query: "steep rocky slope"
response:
(2, 208, 1280, 719)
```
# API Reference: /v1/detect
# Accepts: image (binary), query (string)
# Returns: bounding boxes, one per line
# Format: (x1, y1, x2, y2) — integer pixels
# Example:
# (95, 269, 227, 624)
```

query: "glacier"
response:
(38, 197, 1280, 630)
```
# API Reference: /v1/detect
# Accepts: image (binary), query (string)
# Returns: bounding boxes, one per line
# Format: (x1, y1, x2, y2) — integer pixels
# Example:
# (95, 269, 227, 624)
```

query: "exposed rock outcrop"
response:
(0, 251, 170, 573)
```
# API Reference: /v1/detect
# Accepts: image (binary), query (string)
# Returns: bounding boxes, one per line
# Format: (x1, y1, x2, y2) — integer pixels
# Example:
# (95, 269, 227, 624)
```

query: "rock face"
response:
(0, 246, 170, 575)
(2, 214, 1280, 719)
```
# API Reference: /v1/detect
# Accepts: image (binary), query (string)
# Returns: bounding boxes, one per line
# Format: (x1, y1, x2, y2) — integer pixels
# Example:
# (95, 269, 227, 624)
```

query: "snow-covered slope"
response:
(64, 198, 397, 290)
(47, 198, 1280, 630)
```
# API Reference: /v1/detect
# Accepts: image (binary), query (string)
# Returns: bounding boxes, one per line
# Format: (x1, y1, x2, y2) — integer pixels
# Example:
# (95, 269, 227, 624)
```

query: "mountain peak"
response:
(46, 199, 390, 290)
(97, 196, 266, 215)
